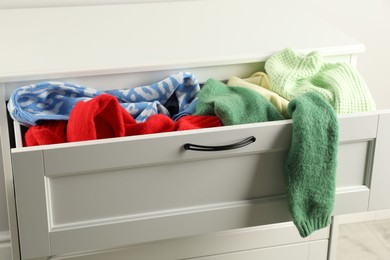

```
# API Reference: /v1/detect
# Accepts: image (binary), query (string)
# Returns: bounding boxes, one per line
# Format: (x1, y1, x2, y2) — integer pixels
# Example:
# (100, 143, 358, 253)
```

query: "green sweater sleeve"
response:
(284, 91, 338, 237)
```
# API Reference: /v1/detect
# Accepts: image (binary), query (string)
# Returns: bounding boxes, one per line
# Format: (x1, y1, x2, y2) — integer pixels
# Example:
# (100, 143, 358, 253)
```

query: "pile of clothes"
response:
(9, 48, 375, 145)
(8, 48, 376, 238)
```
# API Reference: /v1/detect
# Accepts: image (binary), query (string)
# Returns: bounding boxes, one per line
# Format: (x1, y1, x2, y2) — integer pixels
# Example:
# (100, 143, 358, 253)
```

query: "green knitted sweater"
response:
(284, 91, 338, 237)
(195, 78, 284, 125)
(265, 48, 376, 114)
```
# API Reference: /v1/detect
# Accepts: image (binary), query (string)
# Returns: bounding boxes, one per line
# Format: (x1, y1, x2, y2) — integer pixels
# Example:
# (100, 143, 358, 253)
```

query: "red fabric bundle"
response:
(24, 94, 222, 146)
(67, 94, 134, 142)
(125, 114, 175, 136)
(175, 115, 222, 131)
(25, 120, 67, 146)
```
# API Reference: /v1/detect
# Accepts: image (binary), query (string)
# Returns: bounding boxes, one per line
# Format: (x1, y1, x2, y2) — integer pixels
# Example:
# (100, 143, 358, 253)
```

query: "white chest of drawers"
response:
(1, 1, 390, 260)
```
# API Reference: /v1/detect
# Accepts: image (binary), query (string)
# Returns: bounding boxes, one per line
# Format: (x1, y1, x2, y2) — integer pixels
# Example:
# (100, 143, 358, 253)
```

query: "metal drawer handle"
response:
(184, 136, 256, 152)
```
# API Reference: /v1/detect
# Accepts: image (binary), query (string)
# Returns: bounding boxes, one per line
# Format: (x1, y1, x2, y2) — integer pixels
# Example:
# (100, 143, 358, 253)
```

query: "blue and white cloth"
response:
(8, 72, 200, 126)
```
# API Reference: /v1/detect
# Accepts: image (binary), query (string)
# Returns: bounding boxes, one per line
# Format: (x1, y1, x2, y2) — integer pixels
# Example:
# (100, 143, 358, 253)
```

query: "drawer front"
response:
(11, 112, 380, 259)
(35, 223, 329, 260)
(188, 240, 328, 260)
(369, 110, 390, 210)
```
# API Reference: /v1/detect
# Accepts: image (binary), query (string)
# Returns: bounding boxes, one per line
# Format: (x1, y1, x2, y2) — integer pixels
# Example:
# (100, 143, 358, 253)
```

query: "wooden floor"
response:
(337, 218, 390, 259)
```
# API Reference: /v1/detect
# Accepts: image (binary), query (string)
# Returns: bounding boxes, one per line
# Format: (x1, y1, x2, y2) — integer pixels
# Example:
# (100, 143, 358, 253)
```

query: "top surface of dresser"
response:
(0, 0, 364, 82)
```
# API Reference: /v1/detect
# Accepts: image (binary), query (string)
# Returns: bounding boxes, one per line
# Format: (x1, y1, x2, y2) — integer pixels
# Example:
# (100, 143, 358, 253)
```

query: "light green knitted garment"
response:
(264, 48, 376, 114)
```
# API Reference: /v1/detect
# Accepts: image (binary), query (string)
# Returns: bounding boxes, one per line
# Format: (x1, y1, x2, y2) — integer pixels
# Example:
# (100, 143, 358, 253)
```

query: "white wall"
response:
(0, 0, 197, 8)
(302, 0, 390, 109)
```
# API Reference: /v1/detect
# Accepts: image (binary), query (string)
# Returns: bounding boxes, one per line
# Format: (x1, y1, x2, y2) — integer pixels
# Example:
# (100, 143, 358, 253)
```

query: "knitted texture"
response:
(175, 115, 222, 131)
(284, 92, 338, 237)
(195, 78, 283, 125)
(125, 114, 222, 135)
(67, 94, 132, 142)
(67, 94, 222, 142)
(265, 48, 376, 114)
(25, 121, 67, 146)
(124, 114, 175, 136)
(227, 72, 289, 118)
(8, 72, 200, 126)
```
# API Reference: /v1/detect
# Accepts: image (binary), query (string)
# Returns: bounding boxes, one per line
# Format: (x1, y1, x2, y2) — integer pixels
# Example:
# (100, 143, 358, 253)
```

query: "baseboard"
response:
(0, 231, 11, 260)
(338, 209, 390, 224)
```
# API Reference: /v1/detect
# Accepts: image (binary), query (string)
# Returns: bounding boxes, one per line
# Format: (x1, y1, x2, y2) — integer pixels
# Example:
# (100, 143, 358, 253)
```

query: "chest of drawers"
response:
(1, 1, 390, 260)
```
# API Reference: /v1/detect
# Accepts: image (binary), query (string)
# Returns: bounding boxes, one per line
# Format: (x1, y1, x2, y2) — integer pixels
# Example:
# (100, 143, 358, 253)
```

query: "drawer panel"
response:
(49, 151, 286, 226)
(336, 141, 370, 187)
(11, 112, 380, 258)
(14, 112, 378, 176)
(47, 141, 370, 227)
(48, 223, 329, 260)
(189, 241, 328, 260)
(38, 121, 292, 177)
(369, 110, 390, 210)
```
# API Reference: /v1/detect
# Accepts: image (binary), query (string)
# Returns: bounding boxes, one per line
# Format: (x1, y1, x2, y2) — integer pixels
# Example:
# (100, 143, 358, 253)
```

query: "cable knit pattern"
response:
(265, 48, 376, 114)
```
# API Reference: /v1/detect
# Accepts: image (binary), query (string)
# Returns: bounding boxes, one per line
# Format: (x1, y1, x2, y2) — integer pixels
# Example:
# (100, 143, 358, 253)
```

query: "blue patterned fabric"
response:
(8, 72, 200, 126)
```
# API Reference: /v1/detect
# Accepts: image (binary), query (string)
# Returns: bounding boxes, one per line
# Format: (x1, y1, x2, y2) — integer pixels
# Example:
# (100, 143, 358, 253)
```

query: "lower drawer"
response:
(11, 111, 386, 259)
(48, 223, 329, 260)
(190, 241, 328, 260)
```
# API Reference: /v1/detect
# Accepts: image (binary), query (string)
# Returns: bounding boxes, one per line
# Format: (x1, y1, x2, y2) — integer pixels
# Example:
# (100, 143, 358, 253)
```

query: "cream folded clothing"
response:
(227, 72, 289, 118)
(231, 72, 271, 89)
